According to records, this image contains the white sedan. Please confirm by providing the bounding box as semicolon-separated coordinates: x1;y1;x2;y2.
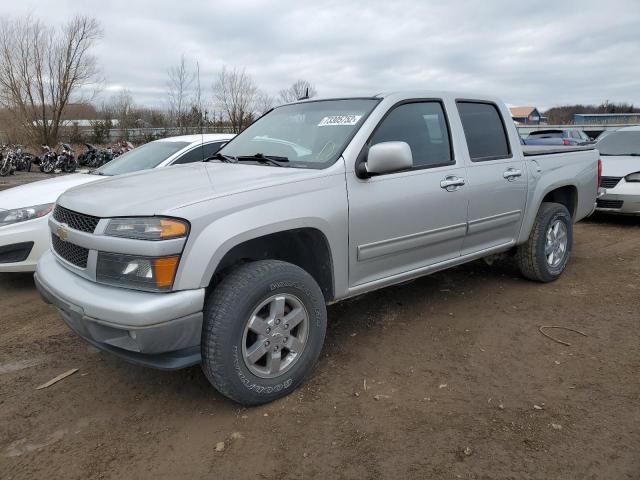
596;126;640;215
0;133;234;272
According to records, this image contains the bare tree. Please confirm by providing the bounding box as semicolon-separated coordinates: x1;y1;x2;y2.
213;66;258;133
255;91;275;115
167;53;194;133
278;79;317;104
0;15;102;145
109;89;135;129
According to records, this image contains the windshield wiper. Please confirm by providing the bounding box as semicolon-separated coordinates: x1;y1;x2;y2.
236;153;289;167
89;170;109;176
205;152;238;163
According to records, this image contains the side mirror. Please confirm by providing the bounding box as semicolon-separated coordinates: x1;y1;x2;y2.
361;141;413;177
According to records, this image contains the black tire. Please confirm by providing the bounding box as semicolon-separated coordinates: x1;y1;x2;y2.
516;202;572;282
0;161;9;177
64;158;77;173
43;161;55;174
201;260;327;405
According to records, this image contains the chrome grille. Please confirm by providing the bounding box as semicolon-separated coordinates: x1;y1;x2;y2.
53;205;100;233
600;176;622;189
51;233;89;268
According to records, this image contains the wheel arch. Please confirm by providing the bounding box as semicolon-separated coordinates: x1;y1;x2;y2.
541;185;578;218
205;226;335;302
518;183;578;244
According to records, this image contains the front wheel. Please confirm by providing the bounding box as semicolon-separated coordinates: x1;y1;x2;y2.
516;202;573;282
0;160;10;177
201;260;327;405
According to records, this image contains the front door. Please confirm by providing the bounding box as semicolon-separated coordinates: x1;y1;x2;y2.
347;100;468;287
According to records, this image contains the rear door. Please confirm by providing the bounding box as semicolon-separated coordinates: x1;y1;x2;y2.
347;100;468;287
456;101;528;255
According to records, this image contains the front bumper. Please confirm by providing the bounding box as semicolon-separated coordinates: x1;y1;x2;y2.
596;192;640;215
0;215;50;272
35;250;206;370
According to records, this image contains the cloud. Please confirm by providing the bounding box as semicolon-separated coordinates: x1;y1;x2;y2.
4;0;640;110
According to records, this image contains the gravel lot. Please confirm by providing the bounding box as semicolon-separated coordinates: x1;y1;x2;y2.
0;170;55;191
0;172;638;479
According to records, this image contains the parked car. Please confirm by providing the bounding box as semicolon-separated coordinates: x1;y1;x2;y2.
595;126;640;214
35;92;599;405
0;134;233;272
524;128;593;146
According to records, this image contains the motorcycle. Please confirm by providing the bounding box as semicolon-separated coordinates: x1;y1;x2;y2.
13;145;34;172
40;143;76;173
39;145;57;173
78;143;99;167
0;148;13;177
56;143;77;173
113;141;134;158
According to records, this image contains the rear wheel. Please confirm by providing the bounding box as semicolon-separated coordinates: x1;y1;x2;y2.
64;158;77;173
42;161;55;173
201;260;327;405
517;202;572;282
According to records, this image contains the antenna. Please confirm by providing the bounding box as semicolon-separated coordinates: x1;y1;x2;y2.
298;87;310;101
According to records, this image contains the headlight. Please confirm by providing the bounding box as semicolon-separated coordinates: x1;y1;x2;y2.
104;217;188;240
625;172;640;182
97;252;180;292
0;203;53;227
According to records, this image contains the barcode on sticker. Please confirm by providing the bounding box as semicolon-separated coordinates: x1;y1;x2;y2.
318;115;362;126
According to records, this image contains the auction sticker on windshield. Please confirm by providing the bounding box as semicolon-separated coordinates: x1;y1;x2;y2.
318;115;363;126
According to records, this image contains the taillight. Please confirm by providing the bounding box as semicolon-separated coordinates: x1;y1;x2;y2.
562;139;571;145
597;158;602;188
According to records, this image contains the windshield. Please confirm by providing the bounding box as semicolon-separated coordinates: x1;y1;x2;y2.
219;98;380;168
596;131;640;156
95;141;190;175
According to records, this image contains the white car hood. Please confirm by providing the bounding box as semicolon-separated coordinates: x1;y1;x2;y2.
0;173;104;211
601;155;640;177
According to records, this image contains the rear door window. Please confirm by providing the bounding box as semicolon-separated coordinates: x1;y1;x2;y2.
457;102;511;161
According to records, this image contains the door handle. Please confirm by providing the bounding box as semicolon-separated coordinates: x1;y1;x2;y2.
440;175;466;191
503;168;522;181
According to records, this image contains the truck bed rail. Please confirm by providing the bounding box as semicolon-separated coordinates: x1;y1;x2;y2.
522;145;596;157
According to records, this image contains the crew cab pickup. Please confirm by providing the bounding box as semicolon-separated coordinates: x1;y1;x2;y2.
35;91;600;405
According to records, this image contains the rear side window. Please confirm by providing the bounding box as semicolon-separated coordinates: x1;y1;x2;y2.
457;102;511;161
370;101;453;168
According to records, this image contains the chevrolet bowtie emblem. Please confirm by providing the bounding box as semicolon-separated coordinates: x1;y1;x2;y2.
56;226;68;241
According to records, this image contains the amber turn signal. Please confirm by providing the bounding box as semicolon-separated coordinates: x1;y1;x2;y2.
154;256;180;288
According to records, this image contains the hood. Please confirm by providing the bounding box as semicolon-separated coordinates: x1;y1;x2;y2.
57;162;320;217
0;173;102;211
600;155;640;177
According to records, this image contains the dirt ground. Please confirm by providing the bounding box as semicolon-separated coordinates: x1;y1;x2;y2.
0;212;639;479
0;170;55;191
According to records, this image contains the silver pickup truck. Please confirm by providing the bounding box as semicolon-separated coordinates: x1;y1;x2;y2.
35;91;600;405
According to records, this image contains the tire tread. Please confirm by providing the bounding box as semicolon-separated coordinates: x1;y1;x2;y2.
516;202;571;282
201;260;325;405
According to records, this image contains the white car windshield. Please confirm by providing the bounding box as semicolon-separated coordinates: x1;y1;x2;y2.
219;98;380;168
596;131;640;156
94;141;190;175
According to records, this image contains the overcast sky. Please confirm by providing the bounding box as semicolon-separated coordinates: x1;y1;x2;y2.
5;0;640;110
